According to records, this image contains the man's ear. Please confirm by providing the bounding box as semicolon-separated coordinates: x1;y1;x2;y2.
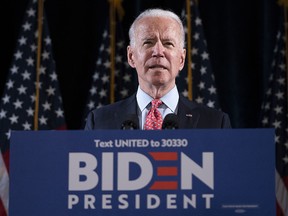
127;46;136;68
179;48;186;71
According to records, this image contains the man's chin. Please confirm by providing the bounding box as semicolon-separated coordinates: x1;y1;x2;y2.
150;79;170;87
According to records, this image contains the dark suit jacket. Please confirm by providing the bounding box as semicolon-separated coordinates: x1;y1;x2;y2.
85;94;231;129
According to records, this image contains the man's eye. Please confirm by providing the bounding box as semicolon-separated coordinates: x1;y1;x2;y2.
165;42;174;47
144;41;152;45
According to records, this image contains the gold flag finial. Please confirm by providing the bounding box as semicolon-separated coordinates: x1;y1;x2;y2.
109;0;125;20
115;0;125;20
278;0;288;8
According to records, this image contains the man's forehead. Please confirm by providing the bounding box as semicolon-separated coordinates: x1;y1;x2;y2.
136;16;179;29
135;17;180;35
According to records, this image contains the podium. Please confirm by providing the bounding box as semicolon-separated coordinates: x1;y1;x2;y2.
9;129;275;215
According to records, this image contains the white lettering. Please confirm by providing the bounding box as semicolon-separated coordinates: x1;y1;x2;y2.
202;194;214;208
68;194;79;209
118;194;129;209
135;194;140;209
114;139;149;147
94;139;113;148
102;153;113;191
67;193;214;209
69;153;99;191
167;194;177;209
102;194;112;209
181;152;214;190
84;194;95;209
118;153;153;190
147;194;160;209
183;194;196;208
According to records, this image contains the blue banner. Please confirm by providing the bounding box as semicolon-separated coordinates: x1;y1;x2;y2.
9;129;275;215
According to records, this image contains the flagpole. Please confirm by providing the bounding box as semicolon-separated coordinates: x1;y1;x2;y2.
34;0;44;130
109;0;116;104
284;7;288;109
186;0;193;100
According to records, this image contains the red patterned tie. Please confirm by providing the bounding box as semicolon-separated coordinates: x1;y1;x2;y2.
144;99;163;130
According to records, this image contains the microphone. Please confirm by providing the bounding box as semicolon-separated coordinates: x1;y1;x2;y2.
121;115;139;130
162;113;179;129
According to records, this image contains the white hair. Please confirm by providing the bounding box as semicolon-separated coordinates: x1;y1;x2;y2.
128;8;185;48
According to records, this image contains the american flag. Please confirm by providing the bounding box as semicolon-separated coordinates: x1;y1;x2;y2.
84;10;136;119
0;0;66;215
260;8;288;216
178;0;220;110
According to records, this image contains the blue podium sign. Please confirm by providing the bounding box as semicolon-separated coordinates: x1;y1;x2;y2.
9;129;275;216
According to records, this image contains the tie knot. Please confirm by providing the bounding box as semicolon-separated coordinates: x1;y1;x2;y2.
151;99;162;109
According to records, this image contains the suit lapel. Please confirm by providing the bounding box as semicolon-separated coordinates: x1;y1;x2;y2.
116;94;139;123
122;94;200;129
177;96;200;129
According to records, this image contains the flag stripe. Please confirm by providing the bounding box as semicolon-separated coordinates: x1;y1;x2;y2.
259;7;288;215
276;170;288;215
2;151;9;174
149;152;178;161
0;153;9;214
0;0;66;214
179;0;220;109
157;167;178;176
149;181;178;190
0;199;7;216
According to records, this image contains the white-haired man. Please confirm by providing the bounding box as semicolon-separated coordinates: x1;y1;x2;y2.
85;8;231;130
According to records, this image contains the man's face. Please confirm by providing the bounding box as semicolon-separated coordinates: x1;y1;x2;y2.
127;16;186;90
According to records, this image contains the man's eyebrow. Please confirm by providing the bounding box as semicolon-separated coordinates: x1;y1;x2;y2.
142;35;156;40
162;37;177;43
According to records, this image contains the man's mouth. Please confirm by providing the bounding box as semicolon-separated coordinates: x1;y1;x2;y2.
149;65;167;70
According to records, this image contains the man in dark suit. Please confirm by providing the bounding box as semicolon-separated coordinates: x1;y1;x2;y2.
85;8;231;130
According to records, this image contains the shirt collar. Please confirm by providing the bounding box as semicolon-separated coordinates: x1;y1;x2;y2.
136;86;179;112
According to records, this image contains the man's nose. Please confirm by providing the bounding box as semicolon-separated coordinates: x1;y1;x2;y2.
152;42;165;57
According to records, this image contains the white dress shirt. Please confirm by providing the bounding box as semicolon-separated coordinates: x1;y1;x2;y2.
136;86;179;129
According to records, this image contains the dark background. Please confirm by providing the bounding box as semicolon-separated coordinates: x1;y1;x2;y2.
0;0;280;129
